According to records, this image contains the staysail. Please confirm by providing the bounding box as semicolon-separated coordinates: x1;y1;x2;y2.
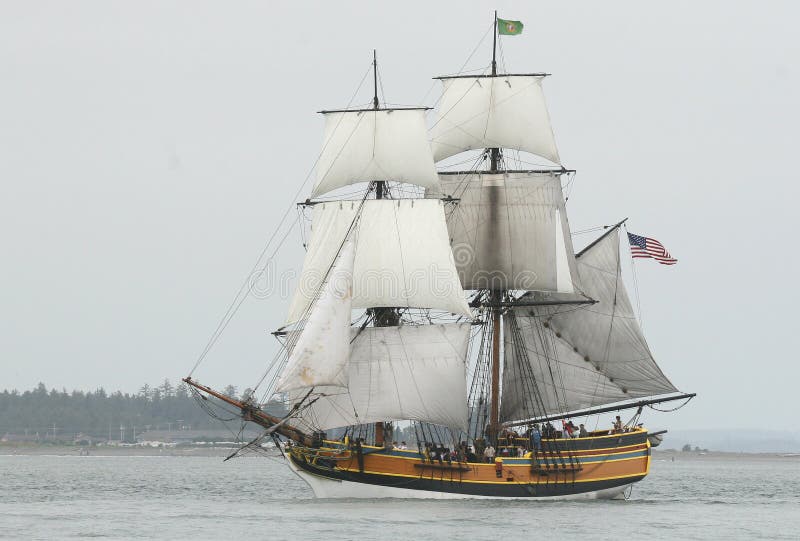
429;172;579;292
500;228;678;420
275;238;356;393
288;323;472;432
429;75;560;164
286;198;470;324
313;108;439;197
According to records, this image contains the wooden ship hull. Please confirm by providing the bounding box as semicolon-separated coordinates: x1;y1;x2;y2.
286;429;650;499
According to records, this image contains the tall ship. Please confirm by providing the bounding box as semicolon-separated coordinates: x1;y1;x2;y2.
185;13;694;500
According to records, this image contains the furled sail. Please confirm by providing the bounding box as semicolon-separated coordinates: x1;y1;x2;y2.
429;75;559;164
313;109;439;197
500;228;678;420
288;323;472;432
275;239;356;393
428;172;579;292
286;198;471;324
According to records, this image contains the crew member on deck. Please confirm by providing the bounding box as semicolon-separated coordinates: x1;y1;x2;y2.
484;444;496;463
613;415;624;433
565;420;579;438
530;424;542;451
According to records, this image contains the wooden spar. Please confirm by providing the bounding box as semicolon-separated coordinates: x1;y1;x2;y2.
489;10;500;172
367;52;395;444
491;10;497;76
502;393;697;428
489;299;501;444
182;377;316;447
318;106;429;114
481;298;597;308
371;51;388;202
433;73;551;80
575;218;628;259
486;14;502;442
372;49;379;110
439;168;574;175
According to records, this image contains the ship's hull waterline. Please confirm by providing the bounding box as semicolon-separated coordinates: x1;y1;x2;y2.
286;429;651;500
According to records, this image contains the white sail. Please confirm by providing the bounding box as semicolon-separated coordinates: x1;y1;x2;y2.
500;228;678;420
429;172;579;292
275;239;356;393
502;313;632;420
286;199;471;324
549;228;678;395
430;75;559;164
289;323;472;432
313;109;439;197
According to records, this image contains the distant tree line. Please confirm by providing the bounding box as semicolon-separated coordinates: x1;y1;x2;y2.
681;443;709;453
0;380;286;443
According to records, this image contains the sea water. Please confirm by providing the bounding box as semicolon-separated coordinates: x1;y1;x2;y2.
0;453;798;540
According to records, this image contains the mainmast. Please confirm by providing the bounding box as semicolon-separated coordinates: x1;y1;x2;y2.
488;292;502;444
486;11;502;445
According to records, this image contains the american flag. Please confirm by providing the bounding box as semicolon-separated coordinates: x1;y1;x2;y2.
627;232;677;265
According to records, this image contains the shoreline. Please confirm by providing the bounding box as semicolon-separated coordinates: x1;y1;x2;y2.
1;443;797;459
0;443;243;457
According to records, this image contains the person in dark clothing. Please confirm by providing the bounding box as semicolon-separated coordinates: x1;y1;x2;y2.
530;424;542;451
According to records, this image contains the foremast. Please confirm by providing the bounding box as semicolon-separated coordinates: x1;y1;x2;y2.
275;50;473;442
368;49;399;446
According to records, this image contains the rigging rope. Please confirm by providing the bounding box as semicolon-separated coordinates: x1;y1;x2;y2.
418;20;494;106
624;224;645;329
188;63;373;377
648;395;694;412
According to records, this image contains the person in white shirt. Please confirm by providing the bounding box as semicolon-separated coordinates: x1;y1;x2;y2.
484;444;496;463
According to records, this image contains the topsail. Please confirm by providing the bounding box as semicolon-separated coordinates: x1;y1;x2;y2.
430;75;560;164
429;172;579;293
286;199;470;324
314;108;439;197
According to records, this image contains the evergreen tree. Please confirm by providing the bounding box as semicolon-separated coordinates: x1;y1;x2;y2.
160;379;174;398
0;382;238;441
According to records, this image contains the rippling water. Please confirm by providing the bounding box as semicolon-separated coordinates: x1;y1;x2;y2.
1;452;798;540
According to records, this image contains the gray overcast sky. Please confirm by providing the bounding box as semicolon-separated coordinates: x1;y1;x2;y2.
1;1;798;431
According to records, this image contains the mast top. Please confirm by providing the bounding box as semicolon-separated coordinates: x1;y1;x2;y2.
373;49;379;110
492;10;498;76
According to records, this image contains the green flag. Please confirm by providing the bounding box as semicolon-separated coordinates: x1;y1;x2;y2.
497;18;523;36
